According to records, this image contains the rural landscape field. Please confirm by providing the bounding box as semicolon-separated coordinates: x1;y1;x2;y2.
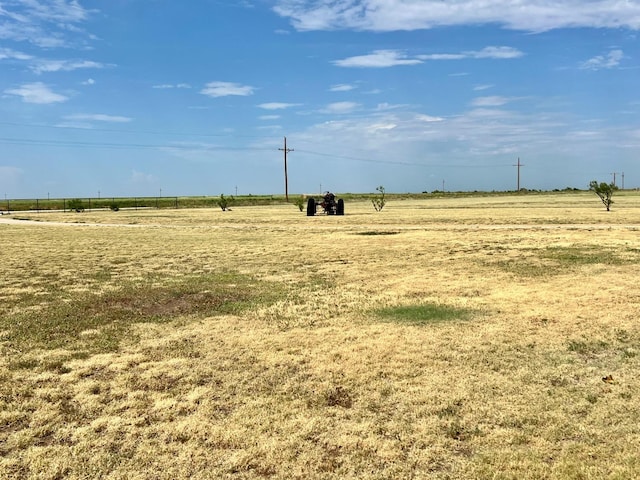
1;191;640;479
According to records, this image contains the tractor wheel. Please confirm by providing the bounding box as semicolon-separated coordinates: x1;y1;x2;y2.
336;199;344;215
306;198;316;216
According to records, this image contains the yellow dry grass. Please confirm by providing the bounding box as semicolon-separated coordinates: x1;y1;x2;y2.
2;192;640;479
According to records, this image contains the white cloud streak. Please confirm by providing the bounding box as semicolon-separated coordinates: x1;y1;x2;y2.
201;81;255;98
30;59;107;74
257;102;301;109
333;49;422;67
63;114;132;123
581;49;624;70
336;46;523;68
330;83;357;91
321;101;360;114
0;0;92;47
274;0;640;32
4;82;68;104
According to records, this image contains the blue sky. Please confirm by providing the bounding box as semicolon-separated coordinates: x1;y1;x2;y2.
1;1;639;198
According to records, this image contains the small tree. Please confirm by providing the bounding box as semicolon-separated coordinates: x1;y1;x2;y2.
217;194;234;211
589;180;618;211
67;198;85;212
372;185;386;212
293;196;305;212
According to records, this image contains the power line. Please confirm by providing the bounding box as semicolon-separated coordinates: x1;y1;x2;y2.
0;137;273;151
0;121;275;139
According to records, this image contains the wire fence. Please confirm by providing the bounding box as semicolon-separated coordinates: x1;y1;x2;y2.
1;196;179;213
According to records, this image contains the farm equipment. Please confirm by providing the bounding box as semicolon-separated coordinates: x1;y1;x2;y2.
306;192;344;216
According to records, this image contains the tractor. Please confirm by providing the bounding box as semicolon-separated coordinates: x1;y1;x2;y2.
306;192;344;216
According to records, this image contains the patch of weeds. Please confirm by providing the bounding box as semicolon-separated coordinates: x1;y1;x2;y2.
567;338;609;355
1;271;282;356
491;245;639;278
444;421;481;441
436;400;463;418
374;303;474;326
542;246;629;266
323;386;353;408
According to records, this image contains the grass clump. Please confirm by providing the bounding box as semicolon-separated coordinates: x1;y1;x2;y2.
374;303;474;325
1;271;280;357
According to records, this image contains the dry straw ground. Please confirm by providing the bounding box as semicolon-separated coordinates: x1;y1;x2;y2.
1;192;640;479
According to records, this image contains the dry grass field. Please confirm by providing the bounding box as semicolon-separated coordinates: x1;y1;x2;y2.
1;192;640;479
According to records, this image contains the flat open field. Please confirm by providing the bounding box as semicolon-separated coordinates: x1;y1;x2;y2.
2;192;640;479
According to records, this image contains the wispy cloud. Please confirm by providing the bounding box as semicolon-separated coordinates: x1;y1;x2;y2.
320;101;360;114
418;46;523;60
580;49;624;70
333;50;422;68
471;96;512;107
153;83;192;89
131;170;157;184
0;0;92;48
31;59;108;74
0;47;33;61
201;81;255;98
259;115;281;120
257;102;301;110
415;114;444;122
274;0;640;32
336;46;523;68
330;83;357;92
63;114;132;123
4;82;68;104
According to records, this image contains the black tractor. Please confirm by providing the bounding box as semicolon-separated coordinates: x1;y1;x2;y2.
306;192;344;216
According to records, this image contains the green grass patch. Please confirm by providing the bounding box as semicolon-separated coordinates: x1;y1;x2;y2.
542;246;630;265
491;245;639;278
374;303;474;325
1;271;283;359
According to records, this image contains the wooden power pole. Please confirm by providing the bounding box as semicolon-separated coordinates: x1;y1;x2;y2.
279;137;294;202
513;157;524;191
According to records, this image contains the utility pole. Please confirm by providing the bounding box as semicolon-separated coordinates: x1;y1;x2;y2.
621;172;625;190
279;136;294;202
610;172;618;186
513;157;524;191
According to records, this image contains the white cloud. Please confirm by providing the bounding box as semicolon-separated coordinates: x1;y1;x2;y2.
417;46;524;61
471;96;511;107
333;49;422;68
259;115;281;120
274;1;640;32
131;170;157;184
330;83;357;91
31;59;107;74
474;84;494;91
416;114;444;122
0;47;33;60
338;46;523;68
473;46;524;59
0;1;92;48
581;49;624;70
81;78;95;85
4;82;68;104
321;101;359;114
63;114;132;123
201;81;255;98
257;102;301;109
153;83;192;89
